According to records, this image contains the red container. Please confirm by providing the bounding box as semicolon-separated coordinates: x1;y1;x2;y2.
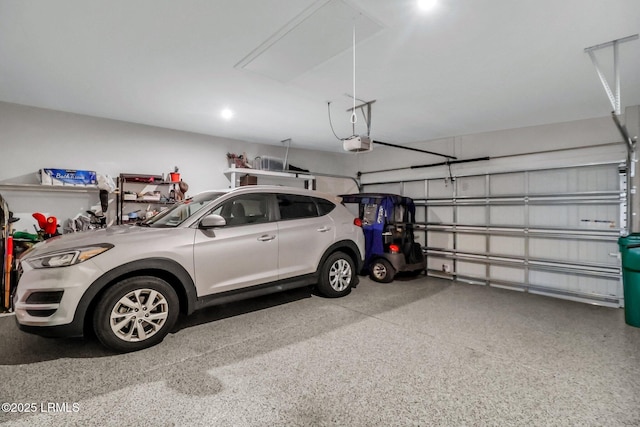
169;172;180;182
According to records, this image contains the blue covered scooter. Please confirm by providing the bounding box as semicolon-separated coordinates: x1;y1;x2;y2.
341;193;427;282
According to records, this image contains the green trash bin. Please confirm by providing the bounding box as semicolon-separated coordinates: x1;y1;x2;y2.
618;233;640;327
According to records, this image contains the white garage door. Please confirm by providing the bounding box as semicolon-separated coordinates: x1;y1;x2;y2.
363;162;625;307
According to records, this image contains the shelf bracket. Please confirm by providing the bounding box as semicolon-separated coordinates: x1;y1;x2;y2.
584;34;638;116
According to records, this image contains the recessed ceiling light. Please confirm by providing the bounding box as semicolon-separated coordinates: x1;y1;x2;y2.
417;0;438;12
221;108;234;120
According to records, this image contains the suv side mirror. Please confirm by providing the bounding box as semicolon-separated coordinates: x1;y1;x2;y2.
200;214;226;228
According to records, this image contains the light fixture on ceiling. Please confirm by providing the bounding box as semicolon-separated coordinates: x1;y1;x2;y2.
417;0;438;12
220;108;234;121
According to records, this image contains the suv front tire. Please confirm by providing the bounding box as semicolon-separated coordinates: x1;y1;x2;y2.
93;276;179;352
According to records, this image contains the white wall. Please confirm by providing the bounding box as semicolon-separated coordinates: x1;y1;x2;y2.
0;102;352;227
0;102;351;191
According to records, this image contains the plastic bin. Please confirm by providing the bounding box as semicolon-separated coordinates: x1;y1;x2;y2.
259;156;284;171
618;233;640;327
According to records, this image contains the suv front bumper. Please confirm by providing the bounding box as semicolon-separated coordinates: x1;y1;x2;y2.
13;259;103;333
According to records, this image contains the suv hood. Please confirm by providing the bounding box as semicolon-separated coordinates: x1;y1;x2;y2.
21;225;177;258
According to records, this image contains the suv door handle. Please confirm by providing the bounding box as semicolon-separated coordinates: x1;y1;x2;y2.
317;226;332;232
257;234;276;242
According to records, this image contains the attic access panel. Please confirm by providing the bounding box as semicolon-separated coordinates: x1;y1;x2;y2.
236;0;383;83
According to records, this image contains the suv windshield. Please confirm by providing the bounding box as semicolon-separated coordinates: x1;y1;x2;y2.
141;191;225;228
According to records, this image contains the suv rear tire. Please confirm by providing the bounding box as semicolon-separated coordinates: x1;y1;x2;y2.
316;251;355;298
93;276;179;352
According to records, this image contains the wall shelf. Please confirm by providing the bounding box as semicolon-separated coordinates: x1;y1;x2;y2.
0;183;99;193
223;167;315;189
120;200;174;205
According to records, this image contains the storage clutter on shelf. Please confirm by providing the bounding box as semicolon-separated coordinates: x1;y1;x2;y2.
117;173;181;224
226;152;251;168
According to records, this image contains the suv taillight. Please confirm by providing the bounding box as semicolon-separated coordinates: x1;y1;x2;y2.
354;218;362;227
389;244;400;254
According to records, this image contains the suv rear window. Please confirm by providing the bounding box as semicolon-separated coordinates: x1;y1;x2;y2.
277;194;317;220
315;198;336;216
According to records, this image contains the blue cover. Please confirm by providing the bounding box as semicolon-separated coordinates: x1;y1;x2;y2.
363;196;395;268
341;192;419;269
43;169;97;185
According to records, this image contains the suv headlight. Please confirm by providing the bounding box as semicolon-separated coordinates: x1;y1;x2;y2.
26;244;114;269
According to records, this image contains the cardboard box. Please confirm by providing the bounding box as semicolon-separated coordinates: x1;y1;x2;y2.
240;175;257;186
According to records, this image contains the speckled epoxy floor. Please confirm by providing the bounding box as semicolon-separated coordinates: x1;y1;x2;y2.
0;276;639;426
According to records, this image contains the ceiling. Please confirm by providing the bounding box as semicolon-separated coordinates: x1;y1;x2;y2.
1;0;639;152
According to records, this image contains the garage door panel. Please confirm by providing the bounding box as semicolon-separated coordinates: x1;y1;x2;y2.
490;265;525;283
529;238;619;266
428;180;454;198
529;169;574;194
456;233;486;253
530;204;619;228
529;205;572;227
364;183;402;194
576;165;620;192
457;206;485;225
427;206;453;223
529;165;619;194
490;205;525;226
402;181;425;199
427;231;453;249
456;261;486;279
490;172;525;196
490;235;525;257
427;255;453;272
457;176;486;197
576;204;619;230
529;270;621;302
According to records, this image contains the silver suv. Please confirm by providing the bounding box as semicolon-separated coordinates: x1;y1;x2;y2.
14;186;365;352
